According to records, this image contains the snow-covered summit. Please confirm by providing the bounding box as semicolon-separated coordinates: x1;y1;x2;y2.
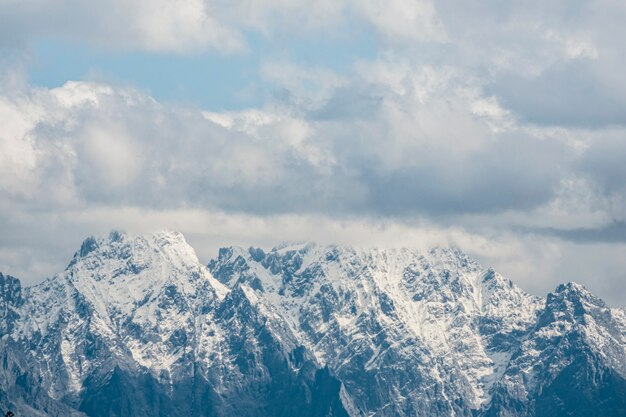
10;231;231;397
209;242;544;412
63;229;227;310
0;231;624;417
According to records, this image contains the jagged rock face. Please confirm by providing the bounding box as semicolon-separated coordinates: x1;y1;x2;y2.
484;283;626;417
1;232;349;417
1;273;86;417
0;273;22;336
0;231;625;416
209;244;545;416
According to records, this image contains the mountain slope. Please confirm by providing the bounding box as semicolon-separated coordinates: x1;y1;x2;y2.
1;232;351;417
209;244;544;416
0;231;624;416
484;283;626;417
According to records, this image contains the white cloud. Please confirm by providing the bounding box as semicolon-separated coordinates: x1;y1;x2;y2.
2;203;624;306
0;0;244;53
2;0;626;306
80;124;144;189
0;97;40;196
0;60;617;220
350;0;446;42
131;0;245;53
0;80;624;305
0;0;437;54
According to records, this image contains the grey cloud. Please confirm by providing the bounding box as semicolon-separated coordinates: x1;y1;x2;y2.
523;221;626;244
0;0;443;54
537;241;626;308
0;74;583;220
577;135;626;198
431;0;626;130
0;0;626;304
490;61;626;128
0;0;245;53
358;133;567;216
310;86;384;121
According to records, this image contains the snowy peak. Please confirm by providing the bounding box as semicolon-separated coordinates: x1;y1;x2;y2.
69;230;200;276
1;232;625;417
12;231;231;392
536;282;610;333
56;229;231;329
549;281;606;310
488;281;626;417
208;242;545;412
211;243;484;289
208;243;539;322
62;230;226;310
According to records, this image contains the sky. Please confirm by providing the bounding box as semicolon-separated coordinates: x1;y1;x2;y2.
1;0;625;306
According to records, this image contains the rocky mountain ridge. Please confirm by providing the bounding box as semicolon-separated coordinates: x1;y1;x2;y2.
0;230;624;416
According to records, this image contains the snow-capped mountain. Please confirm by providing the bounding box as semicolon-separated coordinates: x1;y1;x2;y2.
1;231;625;416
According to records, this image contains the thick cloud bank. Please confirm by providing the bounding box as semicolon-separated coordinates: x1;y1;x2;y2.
0;0;625;305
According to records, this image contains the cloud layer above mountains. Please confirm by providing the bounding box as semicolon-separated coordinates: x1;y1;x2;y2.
0;0;625;305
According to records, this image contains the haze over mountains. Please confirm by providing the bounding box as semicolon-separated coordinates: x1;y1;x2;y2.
1;230;625;416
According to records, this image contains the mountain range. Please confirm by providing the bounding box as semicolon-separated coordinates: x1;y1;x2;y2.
1;230;625;416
